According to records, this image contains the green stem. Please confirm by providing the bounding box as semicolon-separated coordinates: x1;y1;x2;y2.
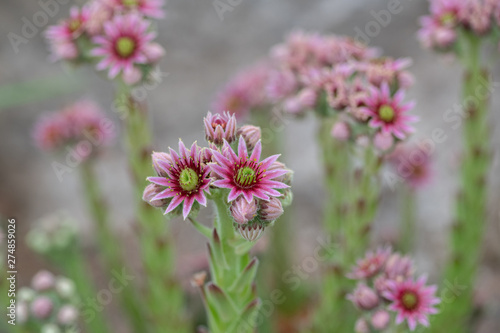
432;32;490;333
80;161;147;333
313;117;381;332
117;88;188;333
200;193;260;333
399;187;416;253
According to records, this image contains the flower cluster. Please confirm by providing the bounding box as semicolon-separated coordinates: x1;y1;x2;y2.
17;271;79;333
347;247;440;332
26;212;78;256
143;111;292;240
212;31;418;152
45;0;165;85
33;99;115;160
418;0;500;52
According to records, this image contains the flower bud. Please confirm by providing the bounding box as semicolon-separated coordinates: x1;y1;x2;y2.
356;135;370;148
16;302;28;324
204;111;237;145
259;197;284;222
32;270;55;291
374;132;394;151
144;43;165;63
237;125;261;150
331;121;350;141
230;198;258;225
31;296;54;319
348;283;379;310
57;305;79;325
152;151;172;177
123;66;142;85
268;161;293;185
354;318;369;333
385;253;414;279
41;324;61;333
237;224;265;242
55;277;76;299
143;184;170;208
371;310;390;330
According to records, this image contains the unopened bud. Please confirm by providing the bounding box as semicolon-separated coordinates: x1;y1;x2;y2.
143;183;170;208
230;198;258;225
152;151;172;177
331;121;350;141
31;296;54;319
237;224;265;242
348;283;379;310
237;125;261;150
371;310;390;330
374;132;394;151
259;197;284;222
32;270;55;291
57;305;79;325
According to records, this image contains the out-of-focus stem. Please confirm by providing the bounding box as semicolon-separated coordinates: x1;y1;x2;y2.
117;88;189;333
80;160;147;333
313;117;381;332
399;187;416;253
432;32;491;333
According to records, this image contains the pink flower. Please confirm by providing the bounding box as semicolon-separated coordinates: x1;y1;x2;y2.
204;111;237;145
147;141;211;219
361;83;417;140
91;13;159;80
45;5;90;60
102;0;165;19
347;246;392;280
212;63;272;119
357;57;414;89
33;99;114;155
384;276;440;331
210;139;289;203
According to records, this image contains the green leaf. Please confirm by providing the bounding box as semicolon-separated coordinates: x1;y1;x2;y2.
205;282;237;322
229;257;259;294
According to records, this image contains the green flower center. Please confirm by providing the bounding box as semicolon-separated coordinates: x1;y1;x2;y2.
179;168;199;192
68;19;81;32
236;166;256;187
440;12;455;26
379;105;395;122
401;291;418;310
115;37;136;58
122;0;138;6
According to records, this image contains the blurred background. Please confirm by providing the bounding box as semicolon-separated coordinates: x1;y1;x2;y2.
1;0;499;331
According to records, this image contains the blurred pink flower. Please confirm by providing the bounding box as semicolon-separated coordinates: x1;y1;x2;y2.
361;83;417;140
347;246;392;280
383;276;440;331
102;0;165;19
91;13;159;80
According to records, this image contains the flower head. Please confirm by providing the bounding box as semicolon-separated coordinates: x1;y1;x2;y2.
361;83;417;140
384;276;440;331
204;111;237;145
147;141;211;219
33;99;115;158
45;6;90;60
347;283;380;310
91;13;160;80
210;138;289;203
348;246;392;279
102;0;165;19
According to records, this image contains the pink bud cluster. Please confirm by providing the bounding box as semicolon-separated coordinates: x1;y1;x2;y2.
17;271;79;330
45;0;165;85
212;31;418;152
347;246;440;332
418;0;500;52
33;99;115;161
